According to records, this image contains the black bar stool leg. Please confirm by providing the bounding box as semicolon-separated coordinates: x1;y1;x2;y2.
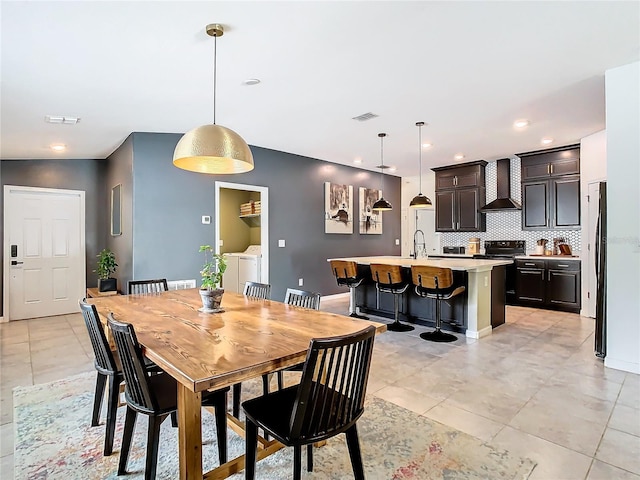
420;292;457;342
348;287;369;320
386;292;414;332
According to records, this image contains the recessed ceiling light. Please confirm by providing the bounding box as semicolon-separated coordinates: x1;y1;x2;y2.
541;137;554;145
388;166;397;172
513;119;530;128
422;143;432;149
454;153;465;161
243;78;261;86
353;157;363;164
50;144;66;152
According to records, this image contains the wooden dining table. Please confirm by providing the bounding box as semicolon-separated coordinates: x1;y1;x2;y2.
89;288;385;480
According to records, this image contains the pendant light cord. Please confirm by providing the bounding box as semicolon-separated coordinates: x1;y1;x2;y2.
379;134;384;193
213;32;217;125
418;123;423;194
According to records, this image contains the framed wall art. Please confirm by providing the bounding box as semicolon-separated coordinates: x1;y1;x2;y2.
110;183;122;236
359;187;382;234
324;182;353;234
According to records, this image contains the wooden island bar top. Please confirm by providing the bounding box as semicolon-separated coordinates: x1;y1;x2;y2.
328;256;513;338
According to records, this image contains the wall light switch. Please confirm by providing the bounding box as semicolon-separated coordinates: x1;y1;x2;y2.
219;239;223;247
395;239;400;246
202;215;211;224
278;239;286;248
298;278;303;286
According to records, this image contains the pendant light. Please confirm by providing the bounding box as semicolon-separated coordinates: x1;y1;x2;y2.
173;24;254;174
409;121;433;208
372;133;393;211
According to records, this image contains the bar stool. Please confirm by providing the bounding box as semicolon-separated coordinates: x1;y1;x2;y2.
329;260;369;320
370;263;414;332
411;265;465;343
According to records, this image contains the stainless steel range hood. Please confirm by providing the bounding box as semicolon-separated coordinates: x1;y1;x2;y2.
480;158;521;211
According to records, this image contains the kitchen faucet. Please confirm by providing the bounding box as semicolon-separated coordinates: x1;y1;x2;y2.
412;229;426;259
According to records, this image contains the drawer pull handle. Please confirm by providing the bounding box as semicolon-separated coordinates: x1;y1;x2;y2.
557;264;569;267
524;263;536;266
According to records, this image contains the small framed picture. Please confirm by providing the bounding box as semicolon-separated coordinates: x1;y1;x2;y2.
359;187;382;234
324;182;353;234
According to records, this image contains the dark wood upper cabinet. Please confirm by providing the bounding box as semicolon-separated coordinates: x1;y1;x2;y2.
522;181;549;229
519;145;580;181
432;160;486;232
435;191;455;231
553;176;580;227
518;145;580;230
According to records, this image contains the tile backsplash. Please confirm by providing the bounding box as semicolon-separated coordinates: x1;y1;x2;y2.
440;158;581;254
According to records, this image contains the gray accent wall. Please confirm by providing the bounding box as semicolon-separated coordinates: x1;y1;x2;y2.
105;135;134;293
124;132;402;301
1;132;401;316
0;158;107;316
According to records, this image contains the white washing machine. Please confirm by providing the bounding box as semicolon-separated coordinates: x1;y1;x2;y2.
223;245;262;293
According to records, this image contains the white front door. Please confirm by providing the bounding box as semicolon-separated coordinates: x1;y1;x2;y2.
4;186;86;321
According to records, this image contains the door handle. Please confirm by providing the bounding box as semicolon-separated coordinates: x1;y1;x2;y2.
11;260;24;266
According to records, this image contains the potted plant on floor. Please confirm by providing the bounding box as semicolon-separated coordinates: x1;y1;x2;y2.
95;248;118;292
199;245;227;312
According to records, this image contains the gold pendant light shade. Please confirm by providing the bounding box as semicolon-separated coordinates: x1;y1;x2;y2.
173;124;254;174
173;23;253;175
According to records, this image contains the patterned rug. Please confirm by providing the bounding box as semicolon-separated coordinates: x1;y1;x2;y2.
14;372;536;479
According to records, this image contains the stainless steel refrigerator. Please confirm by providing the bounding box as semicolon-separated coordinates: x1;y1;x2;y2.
595;182;607;358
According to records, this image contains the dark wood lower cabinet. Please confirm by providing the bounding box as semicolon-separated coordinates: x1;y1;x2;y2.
357;268;469;333
516;259;581;312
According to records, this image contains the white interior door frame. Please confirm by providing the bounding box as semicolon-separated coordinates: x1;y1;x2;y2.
583;181;602;318
3;185;86;322
214;181;269;284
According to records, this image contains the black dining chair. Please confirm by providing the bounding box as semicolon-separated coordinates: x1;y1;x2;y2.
242;326;376;480
78;299;161;456
107;314;229;480
275;288;322;390
127;279;168;295
78;299;125;456
284;287;321;309
232;281;273;418
242;281;271;299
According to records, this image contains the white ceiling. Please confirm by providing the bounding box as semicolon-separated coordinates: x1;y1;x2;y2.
1;1;639;176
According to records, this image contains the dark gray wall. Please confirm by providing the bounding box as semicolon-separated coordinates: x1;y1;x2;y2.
0;159;107;316
1;133;401;317
105;135;134;293
128;132;402;301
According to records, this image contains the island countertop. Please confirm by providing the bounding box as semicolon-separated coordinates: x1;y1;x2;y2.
327;255;513;271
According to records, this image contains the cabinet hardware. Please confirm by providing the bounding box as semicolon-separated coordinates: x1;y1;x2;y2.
557;264;569;267
550;164;554;175
524;263;536;266
547;164;551;175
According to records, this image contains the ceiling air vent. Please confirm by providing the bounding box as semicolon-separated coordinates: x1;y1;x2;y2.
45;115;81;125
352;112;378;122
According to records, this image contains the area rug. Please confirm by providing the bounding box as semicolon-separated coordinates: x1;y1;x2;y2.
14;372;536;479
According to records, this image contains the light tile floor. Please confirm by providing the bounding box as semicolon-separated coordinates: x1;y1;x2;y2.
1;298;638;479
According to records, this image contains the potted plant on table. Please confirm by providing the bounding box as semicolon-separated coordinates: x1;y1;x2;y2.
95;248;118;292
199;245;227;312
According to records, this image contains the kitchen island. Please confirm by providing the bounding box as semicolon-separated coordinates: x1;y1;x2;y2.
328;256;513;338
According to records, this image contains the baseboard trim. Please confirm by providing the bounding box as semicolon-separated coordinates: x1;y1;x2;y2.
604;357;640;374
321;292;350;301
